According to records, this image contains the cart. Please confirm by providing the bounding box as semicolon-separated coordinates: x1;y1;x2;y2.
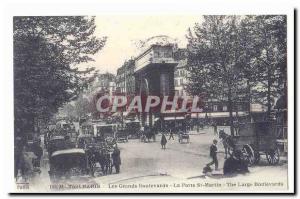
229;121;280;166
178;132;190;143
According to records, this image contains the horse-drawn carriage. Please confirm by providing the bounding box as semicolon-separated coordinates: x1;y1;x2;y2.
124;120;140;139
116;128;129;142
219;121;280;166
178;131;190;143
95;124;117;142
48;148;91;183
47;135;69;157
77;132;115;176
139;127;156;143
85;142;114;176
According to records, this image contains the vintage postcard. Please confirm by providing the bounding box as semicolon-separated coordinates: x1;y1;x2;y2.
10;9;294;193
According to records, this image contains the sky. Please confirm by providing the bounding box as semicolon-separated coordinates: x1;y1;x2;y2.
86;15;203;74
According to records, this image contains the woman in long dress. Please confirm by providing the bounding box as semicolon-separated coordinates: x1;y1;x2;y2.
161;134;167;149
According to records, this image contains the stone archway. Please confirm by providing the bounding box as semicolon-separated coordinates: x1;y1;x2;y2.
140;77;149;96
138;77;152;127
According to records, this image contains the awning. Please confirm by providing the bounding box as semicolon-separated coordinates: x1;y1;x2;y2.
124;120;139;123
190;112;248;118
190;113;207;119
164;116;185;121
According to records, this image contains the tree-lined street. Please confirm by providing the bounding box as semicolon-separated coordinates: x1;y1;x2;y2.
25;127;287;192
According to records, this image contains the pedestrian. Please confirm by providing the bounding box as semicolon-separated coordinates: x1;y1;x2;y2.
161;133;167;149
20;145;37;182
31;141;43;168
168;129;174;140
207;139;219;170
112;145;121;174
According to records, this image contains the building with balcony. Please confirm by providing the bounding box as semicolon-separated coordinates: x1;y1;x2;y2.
90;72;116;95
115;59;135;95
173;48;188;96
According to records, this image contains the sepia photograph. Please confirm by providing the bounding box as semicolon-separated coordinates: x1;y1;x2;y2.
6;3;295;194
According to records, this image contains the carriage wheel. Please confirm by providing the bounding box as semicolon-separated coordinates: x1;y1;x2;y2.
266;148;280;165
228;147;234;156
242;145;255;166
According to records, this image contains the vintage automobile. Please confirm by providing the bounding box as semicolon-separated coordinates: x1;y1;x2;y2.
55;121;76;136
80;122;95;136
48;148;91;182
47;136;67;157
124;120;140;139
95;124;117;142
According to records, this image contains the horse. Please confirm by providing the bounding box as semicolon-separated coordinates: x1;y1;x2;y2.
218;130;235;159
140;129;156;142
145;131;156;142
93;149;112;175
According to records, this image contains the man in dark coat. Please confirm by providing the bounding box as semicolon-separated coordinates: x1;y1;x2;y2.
112;145;121;173
207;139;218;170
31;141;43;168
161;134;167;149
168;129;174;140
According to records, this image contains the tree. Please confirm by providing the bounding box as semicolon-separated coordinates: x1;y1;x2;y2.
250;15;287;118
186;15;287;133
14;16;106;137
59;103;77;120
235;16;262;120
74;95;93;119
186;16;249;135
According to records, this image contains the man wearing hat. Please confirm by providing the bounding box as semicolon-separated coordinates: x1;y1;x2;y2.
207;139;219;170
